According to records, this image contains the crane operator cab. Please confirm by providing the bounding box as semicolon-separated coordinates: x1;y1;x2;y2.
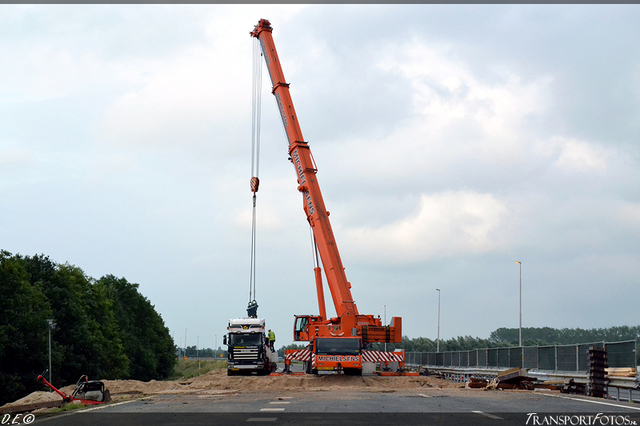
294;315;324;341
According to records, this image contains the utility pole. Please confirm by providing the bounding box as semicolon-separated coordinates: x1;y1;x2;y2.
436;289;441;353
516;261;522;347
185;328;188;359
46;319;56;389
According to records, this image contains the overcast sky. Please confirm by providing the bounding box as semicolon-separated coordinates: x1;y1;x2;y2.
2;5;639;350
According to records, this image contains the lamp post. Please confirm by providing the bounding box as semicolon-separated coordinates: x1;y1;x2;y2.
47;319;56;389
516;261;522;347
436;289;441;353
184;328;188;359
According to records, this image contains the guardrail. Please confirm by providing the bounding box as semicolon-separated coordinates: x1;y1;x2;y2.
405;340;638;371
405;340;640;402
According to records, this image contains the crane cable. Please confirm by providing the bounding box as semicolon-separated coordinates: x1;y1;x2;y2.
247;37;263;318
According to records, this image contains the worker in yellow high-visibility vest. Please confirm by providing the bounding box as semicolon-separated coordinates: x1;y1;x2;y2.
268;329;275;351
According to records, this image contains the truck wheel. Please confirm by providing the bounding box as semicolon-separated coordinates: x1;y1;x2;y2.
227;369;235;376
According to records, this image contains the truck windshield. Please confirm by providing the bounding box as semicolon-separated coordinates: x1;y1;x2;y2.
316;338;360;356
229;333;262;346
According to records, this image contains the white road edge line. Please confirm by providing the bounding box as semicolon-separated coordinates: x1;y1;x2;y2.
417;393;431;398
260;408;286;412
79;399;141;413
541;392;640;411
472;410;504;420
34;399;139;422
269;401;290;404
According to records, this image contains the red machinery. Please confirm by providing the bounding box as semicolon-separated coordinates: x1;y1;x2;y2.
37;372;111;405
250;19;404;375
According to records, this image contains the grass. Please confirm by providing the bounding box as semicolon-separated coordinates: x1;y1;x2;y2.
35;401;91;418
169;359;227;380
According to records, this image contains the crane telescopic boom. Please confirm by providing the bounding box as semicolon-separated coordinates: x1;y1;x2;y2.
251;19;358;319
250;19;402;375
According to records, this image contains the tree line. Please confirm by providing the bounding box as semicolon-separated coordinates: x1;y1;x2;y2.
489;326;640;347
182;346;226;359
369;326;640;353
261;327;640;356
0;250;176;406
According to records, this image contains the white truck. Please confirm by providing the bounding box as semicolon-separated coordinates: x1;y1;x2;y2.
223;318;278;376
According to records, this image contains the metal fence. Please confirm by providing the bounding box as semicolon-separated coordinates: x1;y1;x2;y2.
405;340;638;372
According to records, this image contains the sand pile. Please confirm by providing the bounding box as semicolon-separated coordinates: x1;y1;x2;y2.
3;369;458;409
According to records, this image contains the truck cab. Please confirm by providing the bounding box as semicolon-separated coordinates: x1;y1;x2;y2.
224;318;278;376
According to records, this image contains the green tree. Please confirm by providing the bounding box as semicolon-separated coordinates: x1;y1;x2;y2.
98;275;176;380
0;251;177;405
0;251;52;405
22;256;128;385
277;343;307;358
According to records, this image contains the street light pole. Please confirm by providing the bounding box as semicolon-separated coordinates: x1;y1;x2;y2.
47;319;55;389
516;261;522;347
436;289;441;353
184;328;188;359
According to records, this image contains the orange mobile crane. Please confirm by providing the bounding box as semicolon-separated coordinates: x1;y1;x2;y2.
251;19;405;375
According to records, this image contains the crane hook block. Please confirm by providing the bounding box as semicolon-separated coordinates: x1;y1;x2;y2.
247;300;259;318
250;177;260;193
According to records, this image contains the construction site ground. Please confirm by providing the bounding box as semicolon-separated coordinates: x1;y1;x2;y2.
6;368;640;425
5;369;469;411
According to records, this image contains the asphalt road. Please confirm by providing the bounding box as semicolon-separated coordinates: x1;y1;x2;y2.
36;387;640;426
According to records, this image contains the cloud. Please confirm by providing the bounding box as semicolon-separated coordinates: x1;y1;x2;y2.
345;191;509;264
97;5;310;151
553;137;609;173
317;38;557;202
0;148;32;167
377;39;553;151
619;202;640;230
2;5;639;346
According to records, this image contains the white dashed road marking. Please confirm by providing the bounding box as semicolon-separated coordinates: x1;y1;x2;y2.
472;410;504;420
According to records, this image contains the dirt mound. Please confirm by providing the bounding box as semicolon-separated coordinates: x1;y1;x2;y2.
3;369;457;409
6;391;62;407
